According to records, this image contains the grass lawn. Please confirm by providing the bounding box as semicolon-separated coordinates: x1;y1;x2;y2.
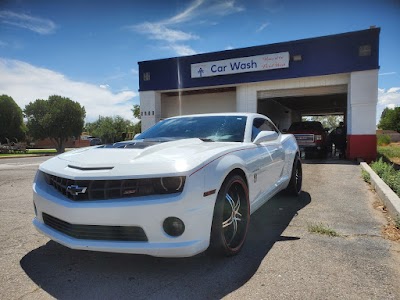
378;143;400;164
0;149;58;157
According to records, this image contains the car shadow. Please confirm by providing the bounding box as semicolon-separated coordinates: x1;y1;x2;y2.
20;192;311;300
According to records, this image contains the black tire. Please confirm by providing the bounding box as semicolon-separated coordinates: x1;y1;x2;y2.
286;157;302;196
209;174;250;256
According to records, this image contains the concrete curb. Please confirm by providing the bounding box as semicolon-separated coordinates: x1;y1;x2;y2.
361;162;400;220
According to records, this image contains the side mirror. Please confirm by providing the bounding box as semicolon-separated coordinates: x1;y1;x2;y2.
253;131;279;144
134;133;141;139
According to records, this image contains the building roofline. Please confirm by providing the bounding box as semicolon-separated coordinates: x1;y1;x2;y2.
138;27;380;65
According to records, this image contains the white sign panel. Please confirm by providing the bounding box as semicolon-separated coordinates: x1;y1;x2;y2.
191;52;289;78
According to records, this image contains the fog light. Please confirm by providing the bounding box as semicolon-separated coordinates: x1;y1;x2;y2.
163;217;185;237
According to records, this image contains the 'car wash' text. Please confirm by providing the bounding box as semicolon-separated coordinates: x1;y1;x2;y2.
211;60;257;73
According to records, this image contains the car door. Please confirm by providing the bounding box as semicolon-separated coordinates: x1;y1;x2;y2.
251;118;285;194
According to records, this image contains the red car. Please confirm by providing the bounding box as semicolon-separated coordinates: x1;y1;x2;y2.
287;121;328;157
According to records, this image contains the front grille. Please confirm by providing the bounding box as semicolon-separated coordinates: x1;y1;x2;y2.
42;213;148;242
42;172;184;201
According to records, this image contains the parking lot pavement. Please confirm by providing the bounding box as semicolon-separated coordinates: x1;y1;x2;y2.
0;157;399;300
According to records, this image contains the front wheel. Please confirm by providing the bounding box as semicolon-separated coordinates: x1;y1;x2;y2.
209;174;250;256
286;158;302;196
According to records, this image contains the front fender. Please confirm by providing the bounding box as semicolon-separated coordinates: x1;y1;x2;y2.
202;154;250;200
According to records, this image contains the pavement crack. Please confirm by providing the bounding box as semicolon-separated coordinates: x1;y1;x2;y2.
341;233;383;239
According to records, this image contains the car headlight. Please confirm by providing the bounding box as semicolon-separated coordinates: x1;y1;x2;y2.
315;135;322;141
160;177;184;192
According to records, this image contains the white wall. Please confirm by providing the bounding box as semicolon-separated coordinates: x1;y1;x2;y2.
140;71;378;136
139;91;161;131
347;70;378;135
257;99;293;130
160;91;236;119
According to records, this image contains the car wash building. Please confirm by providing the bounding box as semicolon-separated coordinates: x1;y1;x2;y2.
138;28;380;161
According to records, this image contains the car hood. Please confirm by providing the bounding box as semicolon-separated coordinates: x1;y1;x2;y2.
39;138;245;179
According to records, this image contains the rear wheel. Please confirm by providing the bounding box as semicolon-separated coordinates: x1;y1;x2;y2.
286;158;302;196
209;174;250;256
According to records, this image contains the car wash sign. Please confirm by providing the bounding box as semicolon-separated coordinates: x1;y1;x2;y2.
191;52;289;78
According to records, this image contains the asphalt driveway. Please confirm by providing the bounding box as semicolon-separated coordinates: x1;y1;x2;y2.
0;157;399;299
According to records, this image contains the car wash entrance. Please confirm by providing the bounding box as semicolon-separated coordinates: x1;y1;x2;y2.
138;28;380;162
257;85;348;158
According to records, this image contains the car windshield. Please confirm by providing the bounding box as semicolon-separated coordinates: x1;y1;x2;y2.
136;116;247;142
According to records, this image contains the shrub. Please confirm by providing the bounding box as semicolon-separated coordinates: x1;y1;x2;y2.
378;144;400;159
377;134;391;146
361;170;370;183
370;158;400;197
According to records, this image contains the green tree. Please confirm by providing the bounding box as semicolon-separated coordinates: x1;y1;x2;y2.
378;107;400;132
86;116;133;143
132;104;141;120
302;115;343;130
24;95;86;153
0;94;26;143
132;104;142;135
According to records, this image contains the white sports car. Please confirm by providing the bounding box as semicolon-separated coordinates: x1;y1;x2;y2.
32;113;302;257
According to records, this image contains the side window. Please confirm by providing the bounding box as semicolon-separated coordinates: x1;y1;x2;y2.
252;118;279;141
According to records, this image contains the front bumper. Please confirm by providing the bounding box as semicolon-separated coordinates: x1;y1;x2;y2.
32;170;216;258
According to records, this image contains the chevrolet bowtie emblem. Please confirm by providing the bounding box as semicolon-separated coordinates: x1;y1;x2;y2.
66;185;87;196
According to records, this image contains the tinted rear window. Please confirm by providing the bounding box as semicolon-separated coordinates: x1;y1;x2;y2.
289;122;324;131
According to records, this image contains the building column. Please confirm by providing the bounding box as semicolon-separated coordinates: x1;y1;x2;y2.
236;85;257;113
139;91;161;131
347;70;378;162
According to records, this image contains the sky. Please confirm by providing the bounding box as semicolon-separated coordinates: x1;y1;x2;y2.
0;0;399;123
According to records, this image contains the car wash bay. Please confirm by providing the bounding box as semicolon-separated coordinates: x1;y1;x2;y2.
139;28;380;161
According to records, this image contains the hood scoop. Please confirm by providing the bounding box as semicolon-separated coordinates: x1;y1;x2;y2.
67;165;114;171
102;141;162;149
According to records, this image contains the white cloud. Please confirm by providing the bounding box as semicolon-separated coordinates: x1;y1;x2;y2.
162;0;243;24
166;44;197;56
165;0;205;25
377;87;400;123
132;22;198;42
99;84;110;89
379;72;397;76
0;58;137;122
387;87;400;93
256;22;269;32
0;10;56;35
128;0;244;56
209;0;245;16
